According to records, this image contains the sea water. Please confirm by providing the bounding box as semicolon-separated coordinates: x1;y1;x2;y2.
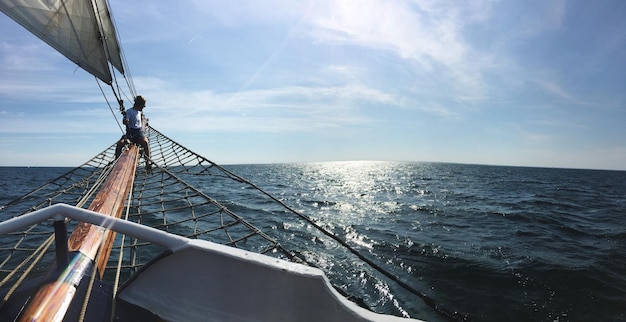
1;162;625;321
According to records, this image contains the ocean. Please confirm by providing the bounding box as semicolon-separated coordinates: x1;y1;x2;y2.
1;162;625;321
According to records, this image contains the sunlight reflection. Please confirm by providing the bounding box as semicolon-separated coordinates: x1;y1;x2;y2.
300;161;406;251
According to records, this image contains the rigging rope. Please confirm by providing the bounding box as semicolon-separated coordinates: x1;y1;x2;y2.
106;0;136;98
110;180;134;320
92;0;137;136
97;77;125;134
0;235;55;308
78;258;98;322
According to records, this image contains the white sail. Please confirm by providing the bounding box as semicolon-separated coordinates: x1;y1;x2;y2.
0;0;124;84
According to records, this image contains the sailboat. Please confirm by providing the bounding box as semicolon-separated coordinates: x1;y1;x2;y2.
0;1;462;321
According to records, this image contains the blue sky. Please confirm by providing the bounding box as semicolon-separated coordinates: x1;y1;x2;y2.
1;0;625;170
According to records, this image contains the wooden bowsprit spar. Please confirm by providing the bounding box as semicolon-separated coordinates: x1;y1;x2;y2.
18;146;140;322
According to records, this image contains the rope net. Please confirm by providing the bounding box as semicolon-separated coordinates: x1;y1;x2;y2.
0;126;300;315
0;126;460;321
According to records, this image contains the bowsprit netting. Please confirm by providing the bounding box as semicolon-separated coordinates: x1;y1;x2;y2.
0;126;465;321
0;126;300;304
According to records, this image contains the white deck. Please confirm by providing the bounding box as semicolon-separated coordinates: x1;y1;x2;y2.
118;239;420;322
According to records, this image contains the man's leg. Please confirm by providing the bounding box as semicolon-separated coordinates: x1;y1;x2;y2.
140;138;150;160
141;138;152;173
115;136;127;159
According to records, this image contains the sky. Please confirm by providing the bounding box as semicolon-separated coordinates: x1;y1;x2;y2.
1;0;625;170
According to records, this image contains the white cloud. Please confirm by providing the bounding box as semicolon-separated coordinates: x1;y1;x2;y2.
534;79;597;107
308;0;463;66
0;42;59;72
141;82;399;134
305;0;493;106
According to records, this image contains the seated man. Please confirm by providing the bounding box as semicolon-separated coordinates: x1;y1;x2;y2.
115;95;151;172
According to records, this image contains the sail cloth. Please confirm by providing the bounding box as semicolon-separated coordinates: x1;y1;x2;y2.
0;0;124;84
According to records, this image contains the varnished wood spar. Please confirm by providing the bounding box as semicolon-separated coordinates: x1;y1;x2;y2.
18;145;139;322
68;144;139;278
